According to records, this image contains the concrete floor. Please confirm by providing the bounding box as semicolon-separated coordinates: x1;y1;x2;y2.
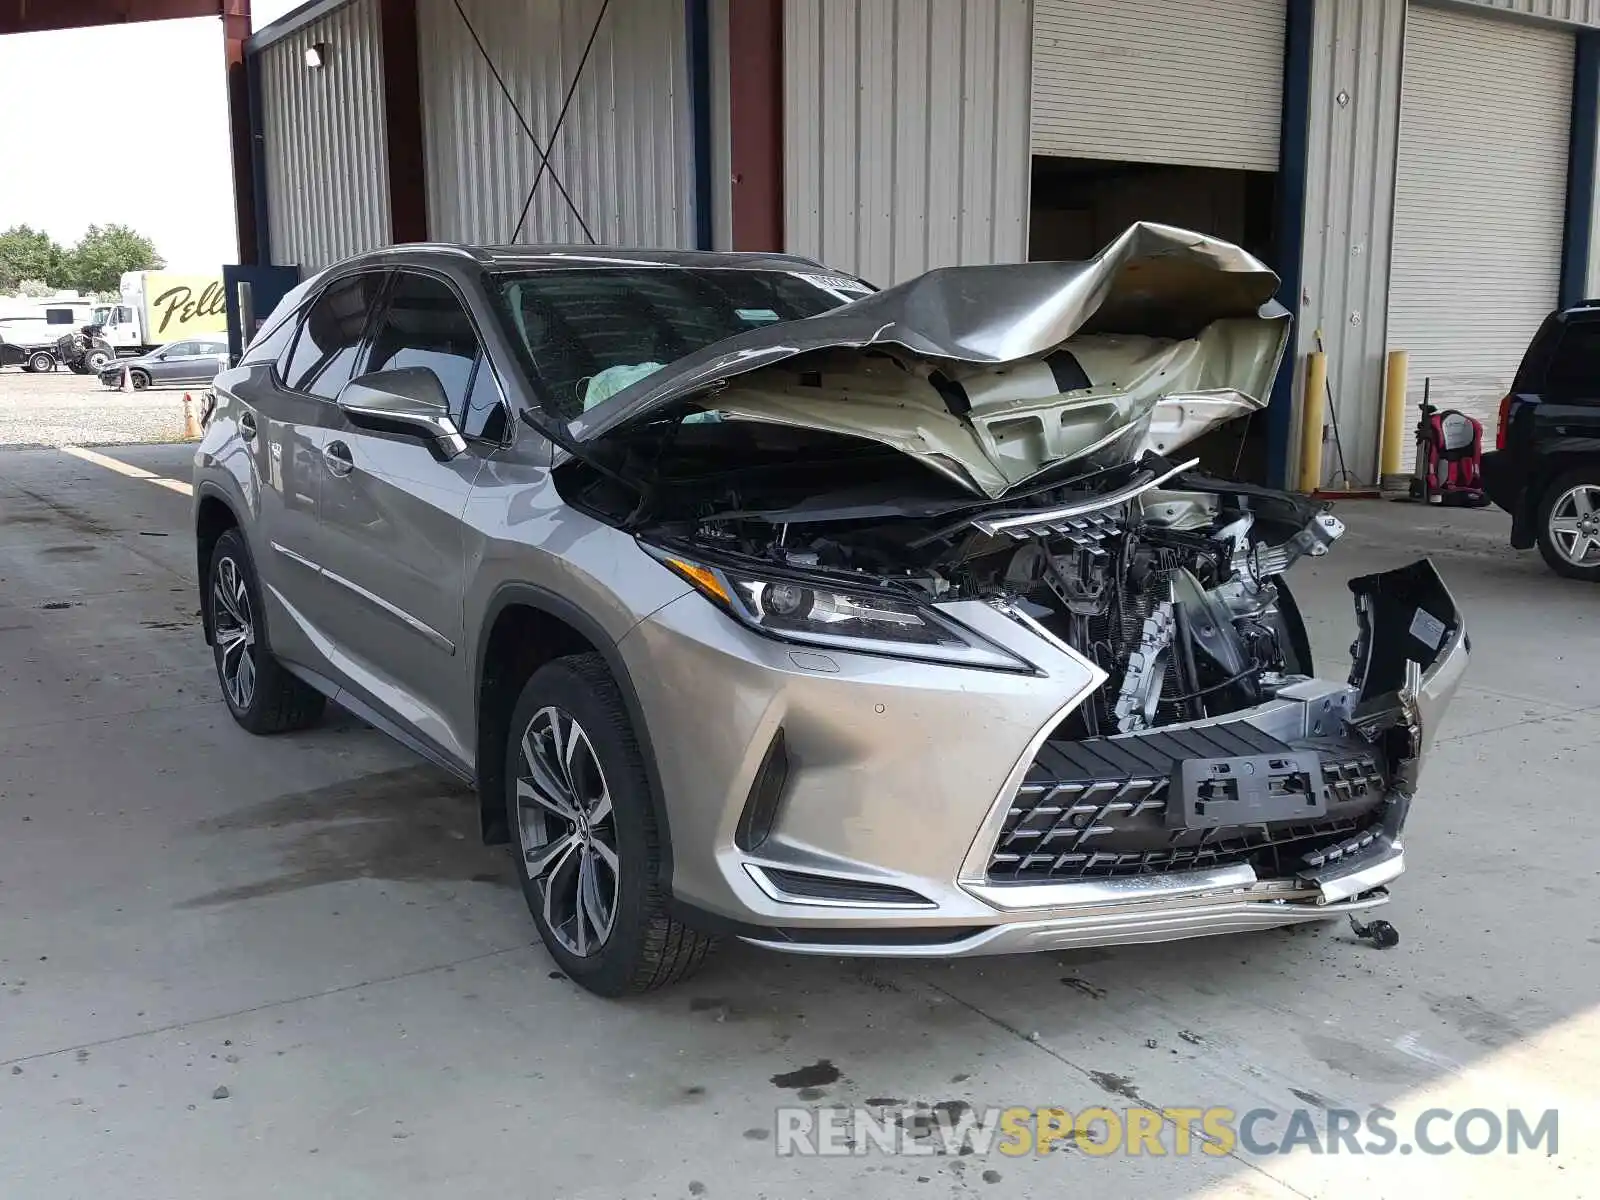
1;443;1595;1199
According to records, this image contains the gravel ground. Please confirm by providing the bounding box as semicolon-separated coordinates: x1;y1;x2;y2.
0;367;201;447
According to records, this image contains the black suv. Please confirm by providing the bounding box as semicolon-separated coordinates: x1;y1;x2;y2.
1482;303;1600;580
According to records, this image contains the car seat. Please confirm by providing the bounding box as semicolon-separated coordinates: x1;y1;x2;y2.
1411;409;1490;507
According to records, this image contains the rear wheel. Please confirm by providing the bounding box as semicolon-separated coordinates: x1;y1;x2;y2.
1537;469;1600;581
505;654;713;995
27;351;54;373
208;529;325;733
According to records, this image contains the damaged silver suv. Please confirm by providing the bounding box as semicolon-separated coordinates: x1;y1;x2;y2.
193;225;1466;995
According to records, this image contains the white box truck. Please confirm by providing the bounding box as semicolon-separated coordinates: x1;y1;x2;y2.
57;271;227;374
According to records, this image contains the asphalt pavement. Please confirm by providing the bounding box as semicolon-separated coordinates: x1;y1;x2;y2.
0;442;1595;1199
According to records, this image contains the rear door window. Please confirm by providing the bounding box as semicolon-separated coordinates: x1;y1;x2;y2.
1542;320;1600;402
282;271;388;400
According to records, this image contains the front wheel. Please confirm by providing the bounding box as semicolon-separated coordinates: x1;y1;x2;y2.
1536;470;1600;581
129;369;150;391
208;529;325;733
84;348;113;373
506;654;714;995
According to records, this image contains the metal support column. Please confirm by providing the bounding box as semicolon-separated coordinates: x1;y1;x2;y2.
1561;30;1600;309
726;0;782;251
224;0;259;264
1267;0;1314;488
379;0;428;243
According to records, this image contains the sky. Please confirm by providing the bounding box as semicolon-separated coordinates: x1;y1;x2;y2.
0;1;301;274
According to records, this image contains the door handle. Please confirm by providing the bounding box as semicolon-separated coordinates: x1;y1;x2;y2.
239;411;257;441
323;440;355;477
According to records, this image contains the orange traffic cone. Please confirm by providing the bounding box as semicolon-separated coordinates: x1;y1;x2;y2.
120;362;131;392
182;393;201;440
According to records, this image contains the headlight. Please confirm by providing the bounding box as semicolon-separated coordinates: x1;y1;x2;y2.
646;546;1032;672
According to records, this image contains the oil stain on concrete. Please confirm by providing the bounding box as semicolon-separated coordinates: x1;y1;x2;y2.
178;765;505;906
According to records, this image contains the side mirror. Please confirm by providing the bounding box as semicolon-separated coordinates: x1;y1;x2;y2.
337;367;466;460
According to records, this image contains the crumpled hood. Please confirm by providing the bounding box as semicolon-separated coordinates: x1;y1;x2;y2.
569;222;1291;497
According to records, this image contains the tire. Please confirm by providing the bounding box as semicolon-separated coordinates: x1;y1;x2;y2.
129;369;150;391
27;351;55;373
1535;468;1600;582
84;348;113;373
208;528;325;734
505;653;714;995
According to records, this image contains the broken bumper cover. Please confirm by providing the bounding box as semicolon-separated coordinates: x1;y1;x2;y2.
742;843;1403;958
623;556;1463;958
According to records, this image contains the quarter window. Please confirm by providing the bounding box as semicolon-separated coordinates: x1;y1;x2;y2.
365;272;480;416
1544;321;1600;401
463;358;510;442
283;272;386;400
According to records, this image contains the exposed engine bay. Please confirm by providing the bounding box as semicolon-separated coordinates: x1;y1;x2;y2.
564;413;1342;738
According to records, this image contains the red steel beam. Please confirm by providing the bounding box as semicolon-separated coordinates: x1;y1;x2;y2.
0;0;220;34
726;0;783;252
378;0;427;242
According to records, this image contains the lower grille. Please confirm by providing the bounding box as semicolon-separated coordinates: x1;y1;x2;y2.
987;720;1388;883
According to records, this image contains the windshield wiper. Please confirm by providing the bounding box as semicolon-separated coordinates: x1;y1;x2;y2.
518;406;644;497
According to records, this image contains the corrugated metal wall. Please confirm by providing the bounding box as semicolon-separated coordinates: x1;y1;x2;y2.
783;0;1032;286
256;0;392;270
1031;0;1285;172
1295;0;1406;487
416;0;694;248
1295;0;1600;485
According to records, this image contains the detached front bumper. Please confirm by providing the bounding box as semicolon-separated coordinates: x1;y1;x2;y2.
620;557;1466;958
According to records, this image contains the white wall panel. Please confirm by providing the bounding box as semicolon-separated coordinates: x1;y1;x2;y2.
417;0;694;248
783;0;1032;285
256;0;391;270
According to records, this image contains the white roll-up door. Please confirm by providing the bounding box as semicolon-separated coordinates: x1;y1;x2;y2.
1030;0;1285;171
1389;6;1572;465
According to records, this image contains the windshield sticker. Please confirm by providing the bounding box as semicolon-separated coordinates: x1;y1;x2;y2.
791;271;874;301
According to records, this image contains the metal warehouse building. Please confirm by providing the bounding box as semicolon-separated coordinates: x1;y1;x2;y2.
243;0;1600;487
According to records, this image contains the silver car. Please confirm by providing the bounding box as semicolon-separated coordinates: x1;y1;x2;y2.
101;337;230;390
193;226;1467;996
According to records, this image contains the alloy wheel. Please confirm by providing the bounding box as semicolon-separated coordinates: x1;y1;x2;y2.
212;556;257;711
516;706;619;957
1548;484;1600;567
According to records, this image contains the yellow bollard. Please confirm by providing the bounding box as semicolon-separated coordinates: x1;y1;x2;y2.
1299;351;1327;494
1379;349;1409;488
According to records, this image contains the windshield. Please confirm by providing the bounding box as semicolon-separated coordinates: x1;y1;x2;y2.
91;306;112;327
494;267;863;418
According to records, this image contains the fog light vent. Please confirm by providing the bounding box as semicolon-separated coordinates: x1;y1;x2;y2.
761;868;934;908
735;729;789;851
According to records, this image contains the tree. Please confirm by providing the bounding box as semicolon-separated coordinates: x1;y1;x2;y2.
0;225;65;292
61;224;164;294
